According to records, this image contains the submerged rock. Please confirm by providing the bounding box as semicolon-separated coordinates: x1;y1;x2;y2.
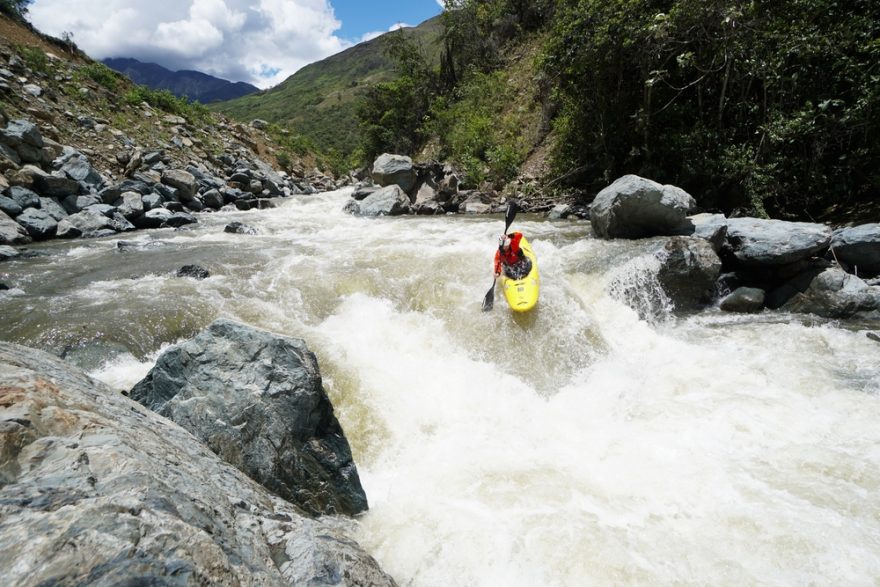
129;319;369;517
719;287;766;313
176;264;210;279
0;341;395;587
224;221;258;235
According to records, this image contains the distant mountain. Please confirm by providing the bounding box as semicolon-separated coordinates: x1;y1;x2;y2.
210;15;444;155
102;58;259;103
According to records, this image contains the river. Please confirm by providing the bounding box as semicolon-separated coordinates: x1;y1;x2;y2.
1;188;879;586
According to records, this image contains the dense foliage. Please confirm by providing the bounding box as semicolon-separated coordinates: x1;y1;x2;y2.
356;0;878;219
0;0;31;19
543;0;879;217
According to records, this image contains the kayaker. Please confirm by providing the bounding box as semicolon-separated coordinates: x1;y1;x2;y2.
495;231;532;280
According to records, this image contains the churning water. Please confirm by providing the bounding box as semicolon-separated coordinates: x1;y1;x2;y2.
2;189;879;586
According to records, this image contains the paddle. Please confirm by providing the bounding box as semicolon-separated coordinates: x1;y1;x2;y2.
481;201;518;311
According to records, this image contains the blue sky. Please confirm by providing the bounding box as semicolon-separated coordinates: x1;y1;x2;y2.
27;0;446;89
333;0;443;43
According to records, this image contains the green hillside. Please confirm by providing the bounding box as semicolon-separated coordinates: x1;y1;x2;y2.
210;16;443;157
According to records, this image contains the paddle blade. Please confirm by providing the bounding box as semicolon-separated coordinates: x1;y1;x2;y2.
481;281;495;311
504;201;518;232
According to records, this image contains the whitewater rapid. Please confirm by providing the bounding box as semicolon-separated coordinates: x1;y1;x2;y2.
2;189;878;586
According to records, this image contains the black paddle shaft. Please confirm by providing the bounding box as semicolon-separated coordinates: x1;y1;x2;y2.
481;202;518;311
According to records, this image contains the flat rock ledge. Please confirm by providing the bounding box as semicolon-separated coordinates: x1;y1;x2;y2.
0;341;396;587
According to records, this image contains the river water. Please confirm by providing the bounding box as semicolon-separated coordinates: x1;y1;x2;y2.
2;189;879;586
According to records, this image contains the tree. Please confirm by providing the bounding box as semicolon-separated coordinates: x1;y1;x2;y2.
0;0;32;18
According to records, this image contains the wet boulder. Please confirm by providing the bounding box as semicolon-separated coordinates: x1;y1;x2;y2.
346;184;413;217
0;244;20;261
176;264;210;279
719;287;766;313
590;175;696;239
130;319;369;517
830;223;880;276
352;184;379;201
767;263;880;318
132;207;172;229
161;211;197;228
655;236;722;310
723;218;831;266
0;341;395;587
200;188;224;209
224;221;258;235
371;153;417;193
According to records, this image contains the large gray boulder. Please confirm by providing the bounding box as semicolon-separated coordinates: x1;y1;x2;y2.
590;175;696;239
767;264;880;318
15;207;57;239
371;153;417;193
0;194;22;216
161;169;198;202
115;191;145;220
0;341;395;587
6;185;40;210
0;119;43;151
32;169;81;198
38;196;68;221
724;218;831;266
684;213;728;252
56;210;117;239
655;236;722;310
129;319;368;517
60;152;103;187
345;185;413;217
0;209;31;244
133;207;173;229
830;223;880;276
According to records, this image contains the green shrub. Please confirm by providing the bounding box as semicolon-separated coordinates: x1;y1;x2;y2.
75;63;121;91
17;45;48;73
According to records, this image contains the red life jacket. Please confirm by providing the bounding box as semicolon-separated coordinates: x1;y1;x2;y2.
494;232;524;275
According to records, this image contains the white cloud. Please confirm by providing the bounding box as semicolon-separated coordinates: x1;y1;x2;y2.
358;21;414;44
27;0;352;89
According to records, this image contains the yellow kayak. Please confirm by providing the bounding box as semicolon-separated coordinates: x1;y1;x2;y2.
501;235;539;312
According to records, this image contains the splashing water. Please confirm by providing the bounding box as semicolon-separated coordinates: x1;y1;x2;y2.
2;189;878;586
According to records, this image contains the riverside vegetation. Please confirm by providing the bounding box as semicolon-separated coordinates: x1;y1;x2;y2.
217;0;878;222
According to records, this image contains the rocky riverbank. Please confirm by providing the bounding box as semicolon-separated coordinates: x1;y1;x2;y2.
0;320;396;586
0;22;342;249
588;175;880;320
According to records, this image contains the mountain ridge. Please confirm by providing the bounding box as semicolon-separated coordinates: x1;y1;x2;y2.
102;57;259;103
210;15;444;156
